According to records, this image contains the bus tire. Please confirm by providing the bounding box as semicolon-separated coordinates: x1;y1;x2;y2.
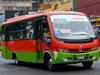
14;56;18;65
47;59;55;71
14;56;23;65
82;61;93;68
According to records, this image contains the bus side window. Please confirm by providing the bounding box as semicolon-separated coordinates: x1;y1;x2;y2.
26;19;34;40
18;21;25;30
27;30;30;39
42;20;51;42
15;31;24;40
13;21;25;40
1;26;5;41
9;23;15;40
15;21;25;31
10;33;13;40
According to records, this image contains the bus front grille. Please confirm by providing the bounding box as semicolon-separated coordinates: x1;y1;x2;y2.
69;48;90;52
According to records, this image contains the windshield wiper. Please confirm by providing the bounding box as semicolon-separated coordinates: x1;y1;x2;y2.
69;32;94;39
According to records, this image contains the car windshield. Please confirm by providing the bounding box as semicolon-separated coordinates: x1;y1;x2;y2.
50;15;95;40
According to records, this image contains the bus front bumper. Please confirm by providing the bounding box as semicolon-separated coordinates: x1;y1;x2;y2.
52;50;99;64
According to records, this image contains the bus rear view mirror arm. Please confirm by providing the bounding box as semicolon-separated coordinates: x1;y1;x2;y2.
42;39;51;46
47;40;51;47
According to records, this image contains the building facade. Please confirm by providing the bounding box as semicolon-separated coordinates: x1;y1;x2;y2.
76;0;100;17
40;0;76;12
0;0;40;20
0;0;40;13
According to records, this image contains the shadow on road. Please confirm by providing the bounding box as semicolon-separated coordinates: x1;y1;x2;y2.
6;62;93;72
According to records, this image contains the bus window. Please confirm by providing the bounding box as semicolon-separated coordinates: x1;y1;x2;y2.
10;23;15;32
26;19;34;40
1;26;5;41
15;21;25;31
43;27;51;41
20;21;25;30
19;31;24;40
14;31;24;40
10;33;14;40
9;23;15;40
42;20;51;44
15;32;20;40
27;30;30;39
5;26;10;41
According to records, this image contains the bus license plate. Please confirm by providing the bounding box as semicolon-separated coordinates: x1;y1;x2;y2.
78;56;85;60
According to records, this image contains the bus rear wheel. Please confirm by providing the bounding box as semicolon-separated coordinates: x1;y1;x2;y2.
82;61;93;68
14;56;23;65
14;57;18;65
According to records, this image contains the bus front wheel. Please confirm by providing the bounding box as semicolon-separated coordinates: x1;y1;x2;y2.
82;61;93;68
47;59;55;71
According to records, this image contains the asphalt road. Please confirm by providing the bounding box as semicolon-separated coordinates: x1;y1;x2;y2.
0;51;100;75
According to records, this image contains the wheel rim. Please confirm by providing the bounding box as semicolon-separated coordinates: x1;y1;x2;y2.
48;59;53;70
15;57;18;65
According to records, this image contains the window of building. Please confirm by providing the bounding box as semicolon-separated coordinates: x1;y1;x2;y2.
98;21;100;25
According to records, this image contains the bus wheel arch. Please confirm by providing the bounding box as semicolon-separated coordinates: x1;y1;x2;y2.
12;52;17;59
43;52;52;64
43;52;55;71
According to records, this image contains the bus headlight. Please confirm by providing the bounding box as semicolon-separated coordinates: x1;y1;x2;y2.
59;48;63;52
92;46;98;50
64;49;68;52
64;49;67;52
94;47;98;50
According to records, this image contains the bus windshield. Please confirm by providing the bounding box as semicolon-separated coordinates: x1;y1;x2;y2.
50;15;95;40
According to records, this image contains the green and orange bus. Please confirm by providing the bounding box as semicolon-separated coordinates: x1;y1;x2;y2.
1;11;99;70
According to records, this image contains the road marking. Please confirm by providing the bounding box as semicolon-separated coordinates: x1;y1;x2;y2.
0;59;6;61
0;67;27;72
0;68;7;71
7;67;27;71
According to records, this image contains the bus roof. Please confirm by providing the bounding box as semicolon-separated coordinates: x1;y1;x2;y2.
2;11;85;25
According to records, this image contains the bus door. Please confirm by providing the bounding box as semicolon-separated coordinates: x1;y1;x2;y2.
36;17;51;62
37;22;43;61
5;26;10;58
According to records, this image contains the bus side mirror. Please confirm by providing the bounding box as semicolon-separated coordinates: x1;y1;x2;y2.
94;27;99;38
